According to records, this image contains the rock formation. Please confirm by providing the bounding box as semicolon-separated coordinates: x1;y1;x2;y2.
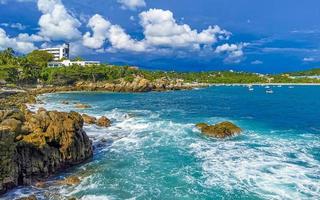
196;121;242;138
0;109;93;194
97;116;111;127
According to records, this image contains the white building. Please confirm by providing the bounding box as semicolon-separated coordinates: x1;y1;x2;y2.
40;43;70;61
47;60;100;67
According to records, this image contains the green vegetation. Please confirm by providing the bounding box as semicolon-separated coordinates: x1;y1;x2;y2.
1;47;320;86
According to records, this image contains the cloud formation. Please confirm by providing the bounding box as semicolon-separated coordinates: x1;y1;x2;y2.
83;8;240;59
37;0;82;41
117;0;146;10
0;1;246;63
0;28;37;53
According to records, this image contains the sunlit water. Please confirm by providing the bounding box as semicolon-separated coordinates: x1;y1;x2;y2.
3;86;320;200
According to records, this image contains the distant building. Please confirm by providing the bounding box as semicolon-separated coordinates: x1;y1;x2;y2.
40;43;70;61
48;60;100;67
41;43;100;67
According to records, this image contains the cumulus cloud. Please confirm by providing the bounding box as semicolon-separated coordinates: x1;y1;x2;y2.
83;14;146;52
83;9;235;56
139;9;230;49
117;0;146;10
37;0;82;41
215;43;247;63
0;28;37;53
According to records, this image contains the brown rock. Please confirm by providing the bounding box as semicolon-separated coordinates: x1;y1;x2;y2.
57;176;81;186
97;116;111;127
0;109;93;195
75;103;91;109
196;121;242;138
61;101;69;105
82;114;96;124
16;195;37;200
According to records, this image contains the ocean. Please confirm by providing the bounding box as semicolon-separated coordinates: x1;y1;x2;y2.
3;85;320;200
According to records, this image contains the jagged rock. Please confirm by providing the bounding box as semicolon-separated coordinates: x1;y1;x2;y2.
61;101;69;105
97;116;111;127
16;195;37;200
35;181;48;188
57;176;81;186
196;121;242;138
0;109;93;195
75;103;91;109
82;114;96;124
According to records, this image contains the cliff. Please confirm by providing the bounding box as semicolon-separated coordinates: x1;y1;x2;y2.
0;109;93;194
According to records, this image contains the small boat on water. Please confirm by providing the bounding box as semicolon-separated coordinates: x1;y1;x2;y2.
289;86;294;89
277;85;282;88
265;86;270;89
266;89;274;94
249;87;254;91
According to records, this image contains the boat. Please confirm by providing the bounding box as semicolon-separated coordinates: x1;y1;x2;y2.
289;86;294;89
249;87;254;91
266;89;274;94
265;86;270;89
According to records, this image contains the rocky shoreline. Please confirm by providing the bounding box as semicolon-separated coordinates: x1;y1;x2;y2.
0;77;206;197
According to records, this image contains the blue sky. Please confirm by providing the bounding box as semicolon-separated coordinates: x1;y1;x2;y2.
0;0;320;73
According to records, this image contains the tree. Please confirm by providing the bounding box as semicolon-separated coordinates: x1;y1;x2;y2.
0;48;17;65
26;50;53;68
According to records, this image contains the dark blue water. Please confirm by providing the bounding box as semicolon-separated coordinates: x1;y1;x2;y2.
4;86;320;200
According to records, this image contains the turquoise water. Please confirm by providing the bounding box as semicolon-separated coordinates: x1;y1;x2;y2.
4;86;320;200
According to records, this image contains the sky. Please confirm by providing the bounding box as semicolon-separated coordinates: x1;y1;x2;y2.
0;0;320;73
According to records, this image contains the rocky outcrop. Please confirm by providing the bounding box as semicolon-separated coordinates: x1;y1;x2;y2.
0;109;93;195
196;121;242;138
74;76;208;93
82;114;96;124
75;103;91;109
82;114;111;128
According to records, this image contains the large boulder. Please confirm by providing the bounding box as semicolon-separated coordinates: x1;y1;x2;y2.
0;109;93;195
196;121;242;138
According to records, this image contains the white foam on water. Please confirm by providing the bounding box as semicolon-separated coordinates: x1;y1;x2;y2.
24;93;320;200
79;195;113;200
189;132;320;200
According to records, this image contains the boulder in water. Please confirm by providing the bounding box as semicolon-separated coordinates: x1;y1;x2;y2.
97;116;111;127
196;121;242;138
82;114;96;124
75;103;91;109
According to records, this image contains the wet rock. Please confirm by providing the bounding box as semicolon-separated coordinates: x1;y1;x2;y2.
35;181;48;188
196;121;242;138
61;101;69;105
75;103;91;109
97;116;111;127
82;114;96;124
57;176;81;186
16;195;37;200
0;109;93;194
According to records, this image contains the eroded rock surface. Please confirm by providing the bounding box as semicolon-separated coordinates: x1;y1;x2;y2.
196;121;242;138
0;109;93;194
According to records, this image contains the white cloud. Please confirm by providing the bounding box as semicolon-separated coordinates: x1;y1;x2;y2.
251;60;263;65
0;28;37;53
37;0;82;41
215;43;247;63
1;23;27;30
83;9;235;56
139;9;230;49
83;14;146;52
303;57;315;62
117;0;146;10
